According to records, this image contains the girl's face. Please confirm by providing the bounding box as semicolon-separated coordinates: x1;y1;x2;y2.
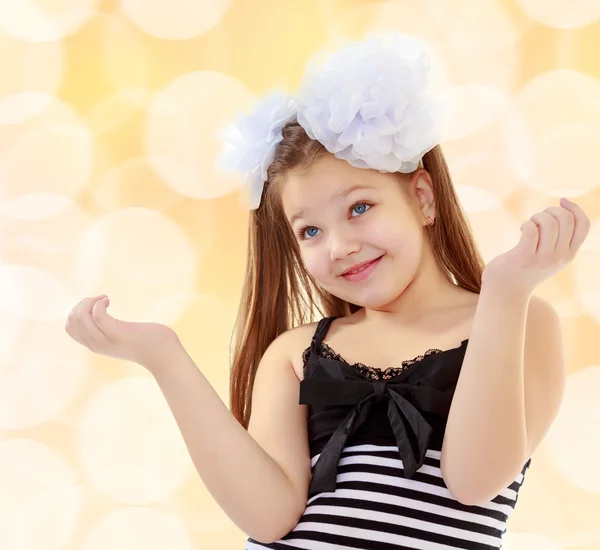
280;154;435;309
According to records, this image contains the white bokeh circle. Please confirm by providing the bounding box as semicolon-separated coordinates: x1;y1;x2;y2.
146;70;256;201
0;0;98;42
455;198;521;266
574;218;600;325
77;377;194;504
0;439;82;550
0;301;90;429
0;192;75;220
544;365;600;493
0;32;64;124
321;0;529;48
442;93;531;205
324;0;524;92
120;0;231;40
91;156;189;218
451;185;503;213
0;265;78;323
501;532;559;550
164;293;237;403
100;13;149;92
87;89;154;136
530;121;600;196
516;0;600;29
516;70;600;132
0;192;95;261
513;70;600;195
441;85;510;142
71;209;201;328
0;99;94;199
83;506;193;550
83;207;196;285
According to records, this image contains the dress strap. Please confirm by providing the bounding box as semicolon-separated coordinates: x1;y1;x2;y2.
310;316;336;353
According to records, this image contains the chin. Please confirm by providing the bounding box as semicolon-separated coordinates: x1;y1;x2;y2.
355;295;399;310
334;287;401;310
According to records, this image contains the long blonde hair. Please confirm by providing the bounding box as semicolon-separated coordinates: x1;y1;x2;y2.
229;120;485;429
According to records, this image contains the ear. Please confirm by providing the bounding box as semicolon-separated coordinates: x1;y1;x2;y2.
408;168;435;213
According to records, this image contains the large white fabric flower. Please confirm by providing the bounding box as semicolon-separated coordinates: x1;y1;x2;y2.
217;91;296;209
295;31;443;174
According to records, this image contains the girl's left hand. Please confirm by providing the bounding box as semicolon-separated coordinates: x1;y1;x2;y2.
482;198;591;295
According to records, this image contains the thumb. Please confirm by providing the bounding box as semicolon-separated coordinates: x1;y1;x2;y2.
92;296;113;329
520;219;539;252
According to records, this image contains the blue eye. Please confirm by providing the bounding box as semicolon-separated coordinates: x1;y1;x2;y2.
352;202;370;216
297;225;321;240
296;201;372;241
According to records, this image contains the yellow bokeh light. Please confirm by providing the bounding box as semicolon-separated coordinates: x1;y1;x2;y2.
0;32;64;124
73;207;201;325
514;70;600;195
0;293;91;429
120;0;231;40
146;71;256;201
100;14;149;93
441;85;510;142
516;0;600;29
501;532;560;550
0;0;98;42
545;366;600;493
87;89;154;136
83;507;194;550
0;439;81;550
0;99;93;199
77;377;194;504
325;0;525;92
0;3;598;549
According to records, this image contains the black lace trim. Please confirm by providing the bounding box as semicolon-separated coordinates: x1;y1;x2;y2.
302;342;443;381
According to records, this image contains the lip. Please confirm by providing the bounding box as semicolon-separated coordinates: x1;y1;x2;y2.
340;255;384;281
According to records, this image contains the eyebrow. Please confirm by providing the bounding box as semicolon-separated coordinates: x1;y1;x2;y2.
288;183;377;225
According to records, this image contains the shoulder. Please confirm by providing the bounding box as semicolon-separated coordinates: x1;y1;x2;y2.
268;320;322;382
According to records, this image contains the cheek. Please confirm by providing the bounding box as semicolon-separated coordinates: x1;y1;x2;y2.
363;209;401;239
367;221;406;251
370;212;420;244
301;248;326;279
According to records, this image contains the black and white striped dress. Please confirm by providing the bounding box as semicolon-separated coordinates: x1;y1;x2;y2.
246;316;531;550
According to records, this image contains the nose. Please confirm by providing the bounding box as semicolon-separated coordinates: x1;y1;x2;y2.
328;228;361;262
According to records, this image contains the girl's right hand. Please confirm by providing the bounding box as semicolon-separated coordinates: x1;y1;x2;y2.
65;295;181;373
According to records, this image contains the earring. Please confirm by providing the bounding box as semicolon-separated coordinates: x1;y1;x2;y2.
426;215;435;226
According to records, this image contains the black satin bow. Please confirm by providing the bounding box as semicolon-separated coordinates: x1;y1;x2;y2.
299;356;454;498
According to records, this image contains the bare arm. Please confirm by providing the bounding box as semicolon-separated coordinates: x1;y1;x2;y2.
442;285;566;506
150;333;311;544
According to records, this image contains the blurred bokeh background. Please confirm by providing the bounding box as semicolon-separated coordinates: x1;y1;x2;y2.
1;0;600;549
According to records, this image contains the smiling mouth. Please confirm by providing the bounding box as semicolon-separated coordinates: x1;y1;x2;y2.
340;255;384;276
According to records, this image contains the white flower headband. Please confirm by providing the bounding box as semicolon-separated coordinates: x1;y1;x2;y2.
217;31;443;210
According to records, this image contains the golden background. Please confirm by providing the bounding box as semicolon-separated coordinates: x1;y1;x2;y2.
1;0;600;548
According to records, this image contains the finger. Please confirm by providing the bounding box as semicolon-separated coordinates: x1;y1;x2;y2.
65;317;93;350
92;298;132;342
66;295;104;347
71;296;109;351
72;294;106;319
530;211;559;257
560;198;591;255
520;219;539;255
544;205;574;259
91;297;115;338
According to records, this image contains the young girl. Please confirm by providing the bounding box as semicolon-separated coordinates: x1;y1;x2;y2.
66;32;590;549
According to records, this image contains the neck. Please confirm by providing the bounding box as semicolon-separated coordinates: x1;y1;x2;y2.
361;242;462;325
